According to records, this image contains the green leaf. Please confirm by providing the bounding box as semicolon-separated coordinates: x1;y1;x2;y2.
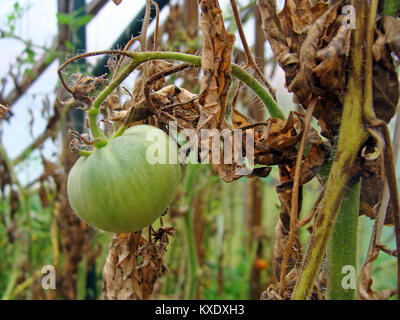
56;12;92;27
56;12;73;25
74;14;92;27
64;40;75;51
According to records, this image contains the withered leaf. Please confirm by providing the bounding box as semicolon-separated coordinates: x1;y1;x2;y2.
314;26;350;95
0;104;8;119
383;15;400;59
67;73;107;108
373;60;399;124
197;0;235;130
231;107;253;129
358;254;397;300
102;228;174;300
255;112;303;152
300;2;341;96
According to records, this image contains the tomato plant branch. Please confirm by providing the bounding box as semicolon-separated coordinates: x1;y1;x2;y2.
58;50;284;146
124;51;284;119
292;0;368;299
325;0;374;301
111;36;140;82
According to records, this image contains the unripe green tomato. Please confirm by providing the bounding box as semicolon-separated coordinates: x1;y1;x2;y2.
67;125;181;233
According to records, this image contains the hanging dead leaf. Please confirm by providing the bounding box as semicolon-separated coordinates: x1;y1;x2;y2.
102;228;174;300
197;0;235;130
372;60;399;124
383;15;400;59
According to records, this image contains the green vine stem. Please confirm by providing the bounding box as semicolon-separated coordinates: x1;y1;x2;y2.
183;164;200;299
292;0;368;300
77;149;92;157
327;181;361;300
62;50;284;145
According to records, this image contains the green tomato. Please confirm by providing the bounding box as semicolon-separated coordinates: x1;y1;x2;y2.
67;125;181;233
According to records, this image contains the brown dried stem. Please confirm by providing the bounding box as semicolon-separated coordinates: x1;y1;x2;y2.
111;36;141;81
141;0;152;51
58;50;135;94
369;119;400;298
278;99;316;296
230;0;276;101
143;63;193;117
151;0;160;51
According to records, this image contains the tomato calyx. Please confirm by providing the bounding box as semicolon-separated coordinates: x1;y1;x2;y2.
93;137;108;149
78;149;93;157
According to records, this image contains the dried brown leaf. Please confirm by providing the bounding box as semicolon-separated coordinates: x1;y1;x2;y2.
373;60;399;124
102;227;174;300
67;73;107;107
0;104;8;119
358;254;397;300
314;26;351;95
197;0;235;130
383;15;400;59
257;0;292;69
300;2;341;96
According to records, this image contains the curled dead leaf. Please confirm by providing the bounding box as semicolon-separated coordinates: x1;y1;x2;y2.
383;15;400;59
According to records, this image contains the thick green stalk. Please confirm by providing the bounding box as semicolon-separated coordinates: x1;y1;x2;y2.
292;0;367;300
292;76;366;299
231;64;284;120
327;181;360;300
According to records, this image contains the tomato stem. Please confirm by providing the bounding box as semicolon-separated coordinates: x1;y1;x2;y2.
326;181;360;300
78;149;92;157
86;51;285;143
